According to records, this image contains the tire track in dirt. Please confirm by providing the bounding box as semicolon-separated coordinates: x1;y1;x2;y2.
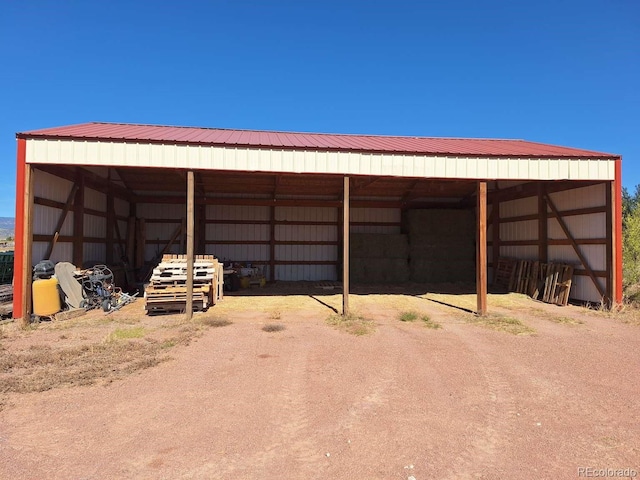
442;325;518;480
200;337;320;479
261;340;322;478
337;363;395;435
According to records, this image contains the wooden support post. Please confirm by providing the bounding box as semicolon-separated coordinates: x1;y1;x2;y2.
20;164;34;326
45;183;78;260
343;176;350;316
186;171;195;319
545;193;606;299
269;205;276;282
477;181;487;316
538;184;548;263
72;175;84;268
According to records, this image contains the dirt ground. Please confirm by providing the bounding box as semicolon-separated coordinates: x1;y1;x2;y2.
1;284;639;479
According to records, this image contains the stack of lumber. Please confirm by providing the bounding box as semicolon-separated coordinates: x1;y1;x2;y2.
0;284;12;316
494;257;574;306
407;209;475;283
145;254;223;314
350;234;410;283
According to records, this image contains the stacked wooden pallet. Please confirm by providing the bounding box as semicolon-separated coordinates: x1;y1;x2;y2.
145;254;223;314
494;258;574;306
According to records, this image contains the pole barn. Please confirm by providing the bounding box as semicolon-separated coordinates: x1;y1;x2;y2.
13;123;623;323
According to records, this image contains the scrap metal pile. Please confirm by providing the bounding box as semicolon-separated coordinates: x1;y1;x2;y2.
55;262;136;313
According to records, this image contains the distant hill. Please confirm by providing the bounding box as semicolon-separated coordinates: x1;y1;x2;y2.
0;218;15;239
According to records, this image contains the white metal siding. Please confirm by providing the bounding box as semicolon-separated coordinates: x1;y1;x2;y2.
548;245;606;271
276;206;337;222
26;139;616;181
84;243;106;264
31;242;72;266
114;197;129;217
207;244;270;264
488;204;493;280
548;183;606;210
569;276;606;304
548;213;606;240
547;183;607;302
84;214;106;238
274;206;337;281
84;187;106;212
33;169;74;203
33;205;73;237
496;183;609;303
204;205;271;275
275;265;335;282
137;203;184;219
210;205;271;221
500;245;539;260
499;197;539;261
500;220;538;242
501;196;538;217
137;203;184;261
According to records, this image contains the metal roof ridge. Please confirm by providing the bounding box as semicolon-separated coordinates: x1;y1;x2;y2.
16;122;620;157
34;121;529;142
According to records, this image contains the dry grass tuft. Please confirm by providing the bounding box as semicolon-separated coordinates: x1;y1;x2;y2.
199;317;232;328
399;311;419;322
399;310;442;329
0;341;167;396
421;315;442;329
0;323;203;406
550;316;584;325
582;301;640;326
327;312;375;336
262;324;286;332
468;314;535;335
106;326;146;342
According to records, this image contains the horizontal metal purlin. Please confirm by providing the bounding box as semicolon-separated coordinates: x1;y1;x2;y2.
489;239;606;247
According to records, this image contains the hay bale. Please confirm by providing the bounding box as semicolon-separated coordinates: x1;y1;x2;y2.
407;209;474;237
350;234;385;258
410;258;475;283
382;235;409;259
351;234;408;259
350;260;367;283
409;240;475;261
350;257;410;284
383;258;410;283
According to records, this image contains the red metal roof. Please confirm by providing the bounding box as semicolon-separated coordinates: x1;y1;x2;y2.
17;122;617;158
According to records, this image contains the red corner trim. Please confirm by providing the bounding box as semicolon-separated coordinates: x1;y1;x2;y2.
13;139;26;319
615;158;623;304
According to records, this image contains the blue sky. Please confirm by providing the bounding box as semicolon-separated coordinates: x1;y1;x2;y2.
1;0;638;217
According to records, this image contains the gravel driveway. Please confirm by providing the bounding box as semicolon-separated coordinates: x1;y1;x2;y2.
1;292;638;479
